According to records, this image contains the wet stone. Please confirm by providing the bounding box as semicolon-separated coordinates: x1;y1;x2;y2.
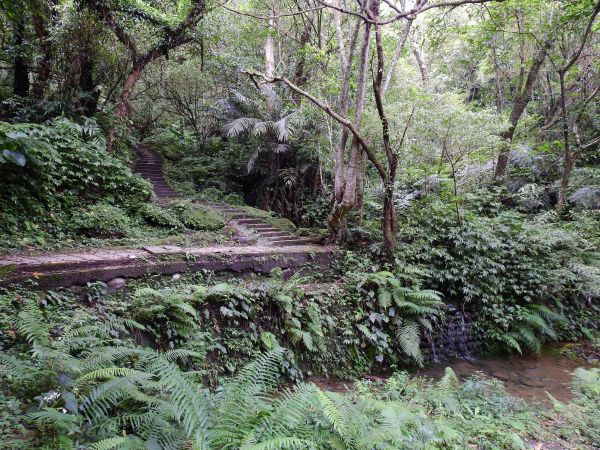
107;277;127;291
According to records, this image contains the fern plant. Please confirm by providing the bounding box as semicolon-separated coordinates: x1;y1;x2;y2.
496;304;566;354
358;270;443;365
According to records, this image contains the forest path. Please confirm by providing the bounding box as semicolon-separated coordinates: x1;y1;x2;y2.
134;145;317;247
0;243;334;288
0;148;333;288
134;144;179;199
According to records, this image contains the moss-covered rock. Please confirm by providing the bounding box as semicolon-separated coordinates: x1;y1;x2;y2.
138;204;183;229
238;206;297;232
171;201;226;231
181;207;225;231
72;203;131;238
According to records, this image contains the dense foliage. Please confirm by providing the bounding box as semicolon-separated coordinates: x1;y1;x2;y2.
1;280;599;449
1;0;600;447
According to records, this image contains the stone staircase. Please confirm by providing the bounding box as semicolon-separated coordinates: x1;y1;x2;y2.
209;204;316;247
134;145;179;199
133;146;319;246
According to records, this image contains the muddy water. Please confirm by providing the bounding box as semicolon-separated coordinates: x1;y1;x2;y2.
314;349;596;405
417;351;591;404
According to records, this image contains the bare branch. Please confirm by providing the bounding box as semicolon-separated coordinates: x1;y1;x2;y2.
316;0;505;25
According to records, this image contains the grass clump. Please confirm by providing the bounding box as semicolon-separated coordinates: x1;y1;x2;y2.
137;203;184;230
172;200;226;231
72;203;131;238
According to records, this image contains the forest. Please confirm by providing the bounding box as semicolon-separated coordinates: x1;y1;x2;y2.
0;0;600;448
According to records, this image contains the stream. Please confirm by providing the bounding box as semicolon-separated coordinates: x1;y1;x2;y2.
416;350;590;404
314;347;597;405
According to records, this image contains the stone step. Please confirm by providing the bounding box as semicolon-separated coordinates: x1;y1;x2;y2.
0;245;336;288
271;239;313;246
236;219;265;225
136;170;164;175
254;227;285;233
260;231;292;238
247;224;276;231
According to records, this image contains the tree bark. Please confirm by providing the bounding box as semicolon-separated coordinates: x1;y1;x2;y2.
106;64;143;152
292;16;311;106
31;0;54;99
372;0;398;257
333;9;362;204
382;15;412;96
13;13;30;98
494;40;552;180
328;0;373;241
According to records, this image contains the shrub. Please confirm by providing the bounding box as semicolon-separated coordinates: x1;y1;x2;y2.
0;118;152;236
394;195;600;353
196;187;246;205
172;201;226;231
137;203;184;229
72;203;131;238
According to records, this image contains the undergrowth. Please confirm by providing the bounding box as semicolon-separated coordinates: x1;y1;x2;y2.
0;281;598;449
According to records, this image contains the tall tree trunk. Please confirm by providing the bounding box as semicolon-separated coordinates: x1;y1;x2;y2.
355;150;366;221
412;41;428;85
494;40;552;180
382;15;412;96
31;1;53;99
13;14;30;98
372;0;398;257
328;1;373;242
106;64;143;152
292;21;311;106
382;181;397;257
333;8;362;204
265;20;276;78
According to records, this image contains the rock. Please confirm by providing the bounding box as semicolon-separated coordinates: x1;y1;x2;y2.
172;273;181;281
521;379;546;388
490;370;511;381
107;277;127;290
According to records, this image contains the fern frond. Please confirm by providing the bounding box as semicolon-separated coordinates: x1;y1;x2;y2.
244;437;317;449
394;319;423;365
14;303;50;346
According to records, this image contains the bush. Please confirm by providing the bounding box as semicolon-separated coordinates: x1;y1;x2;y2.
394;195;600;354
171;201;226;231
137;204;184;229
196;187;246;205
0;118;152;236
72;203;131;238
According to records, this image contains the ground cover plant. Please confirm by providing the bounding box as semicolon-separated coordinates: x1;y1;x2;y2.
0;280;599;449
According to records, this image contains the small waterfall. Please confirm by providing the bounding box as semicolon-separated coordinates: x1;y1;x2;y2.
425;305;476;362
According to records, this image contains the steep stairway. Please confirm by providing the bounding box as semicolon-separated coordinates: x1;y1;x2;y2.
134;145;179;199
209;204;317;247
133;146;319;246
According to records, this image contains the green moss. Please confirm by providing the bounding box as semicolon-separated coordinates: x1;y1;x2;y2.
138;204;184;229
72;203;131;238
238;206;296;232
171;201;226;231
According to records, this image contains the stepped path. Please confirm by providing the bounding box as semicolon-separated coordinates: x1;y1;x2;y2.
0;147;334;288
135;144;179;198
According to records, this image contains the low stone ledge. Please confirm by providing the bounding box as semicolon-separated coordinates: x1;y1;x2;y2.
0;245;335;288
